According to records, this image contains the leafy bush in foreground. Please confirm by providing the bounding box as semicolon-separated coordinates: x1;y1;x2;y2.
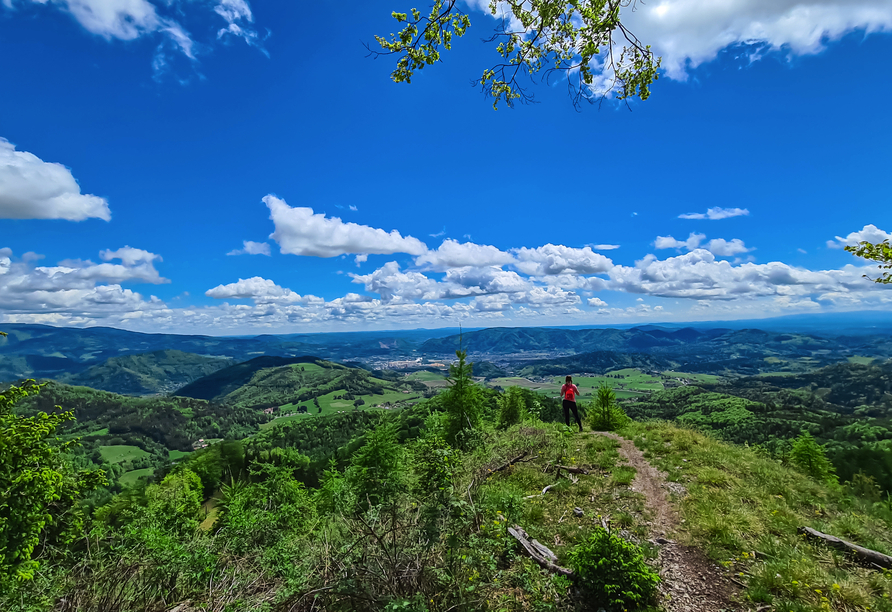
567;527;659;610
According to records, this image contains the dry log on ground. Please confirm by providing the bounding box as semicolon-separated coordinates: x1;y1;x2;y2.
486;452;530;477
508;525;574;577
799;527;892;569
555;465;589;475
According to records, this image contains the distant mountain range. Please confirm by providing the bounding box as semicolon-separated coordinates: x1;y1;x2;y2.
423;326;892;375
4;314;892;390
0;323;457;382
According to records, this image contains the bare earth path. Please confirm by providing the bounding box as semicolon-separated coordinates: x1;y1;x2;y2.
594;432;743;612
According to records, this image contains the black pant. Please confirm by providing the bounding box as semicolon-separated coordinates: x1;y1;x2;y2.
563;400;582;429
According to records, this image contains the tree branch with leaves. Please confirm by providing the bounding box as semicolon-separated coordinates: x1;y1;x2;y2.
846;239;892;284
373;0;661;109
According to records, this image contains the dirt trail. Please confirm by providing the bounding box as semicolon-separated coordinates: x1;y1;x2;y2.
594;432;743;612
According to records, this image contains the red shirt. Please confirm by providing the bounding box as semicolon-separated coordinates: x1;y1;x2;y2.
561;383;579;402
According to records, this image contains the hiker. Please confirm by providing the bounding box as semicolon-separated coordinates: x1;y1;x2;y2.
561;375;583;432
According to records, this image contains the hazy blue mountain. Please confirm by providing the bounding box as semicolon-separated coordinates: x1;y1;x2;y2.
422;326;892;374
0;324;460;382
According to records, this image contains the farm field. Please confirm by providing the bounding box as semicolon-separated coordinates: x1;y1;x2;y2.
99;445;150;464
168;449;191;461
551;368;664;396
660;371;721;384
405;371;447;382
487;377;561;393
262;389;424;429
119;468;153;487
405;371;450;389
848;355;876;365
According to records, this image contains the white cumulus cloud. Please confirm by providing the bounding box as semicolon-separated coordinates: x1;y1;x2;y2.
705;238;752;257
679;207;750;220
467;1;892;88
227;240;271;256
608;249;877;301
205;276;309;303
416;239;515;270
827;224;892;249
266;195;427;258
0;247;168;322
587;297;608;307
654;233;705;250
621;0;892;80
0;138;111;221
512;244;614;276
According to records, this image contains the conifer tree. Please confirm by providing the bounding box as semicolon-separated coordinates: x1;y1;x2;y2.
443;347;481;446
497;386;524;429
347;422;404;511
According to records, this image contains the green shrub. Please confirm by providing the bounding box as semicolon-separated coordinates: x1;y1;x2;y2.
789;432;837;484
497;386;525;429
217;463;316;554
567;528;659;610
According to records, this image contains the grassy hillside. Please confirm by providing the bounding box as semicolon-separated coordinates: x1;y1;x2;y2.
57;349;232;395
627;421;892;612
627;368;892;492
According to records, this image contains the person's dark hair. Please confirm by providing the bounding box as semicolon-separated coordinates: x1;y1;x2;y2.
565;375;572;383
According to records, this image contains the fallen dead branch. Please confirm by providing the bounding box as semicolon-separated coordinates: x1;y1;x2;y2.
508;525;574;578
524;484;556;500
799;527;892;569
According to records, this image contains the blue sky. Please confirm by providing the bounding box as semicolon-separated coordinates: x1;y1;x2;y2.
0;0;890;333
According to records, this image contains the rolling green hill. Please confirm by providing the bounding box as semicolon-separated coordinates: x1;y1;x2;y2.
177;357;430;421
57;350;232;396
174;355;323;401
